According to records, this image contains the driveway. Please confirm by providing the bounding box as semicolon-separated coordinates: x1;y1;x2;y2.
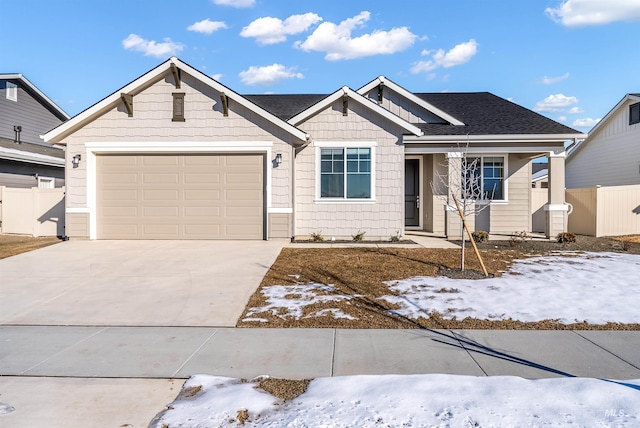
0;240;285;326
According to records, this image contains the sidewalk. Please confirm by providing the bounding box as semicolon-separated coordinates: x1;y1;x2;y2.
2;326;639;426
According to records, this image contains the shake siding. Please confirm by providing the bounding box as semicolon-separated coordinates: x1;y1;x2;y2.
61;73;295;210
294;100;405;238
567;101;640;188
489;154;530;233
0;83;64;145
363;89;443;124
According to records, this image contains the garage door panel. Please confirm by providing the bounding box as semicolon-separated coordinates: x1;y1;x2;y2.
97;154;264;239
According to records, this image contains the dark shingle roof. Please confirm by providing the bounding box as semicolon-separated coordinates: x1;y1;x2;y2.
0;137;64;159
415;92;581;135
244;91;582;136
245;94;328;121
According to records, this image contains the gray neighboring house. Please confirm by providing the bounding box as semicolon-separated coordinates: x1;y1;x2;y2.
0;74;69;188
43;58;585;241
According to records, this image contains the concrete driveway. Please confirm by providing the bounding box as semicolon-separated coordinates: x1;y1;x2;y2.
0;240;285;326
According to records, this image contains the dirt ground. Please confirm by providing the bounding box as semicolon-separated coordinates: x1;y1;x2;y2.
0;234;61;260
237;234;640;330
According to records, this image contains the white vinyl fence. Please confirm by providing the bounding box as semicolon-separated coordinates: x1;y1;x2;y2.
567;184;640;237
0;186;65;236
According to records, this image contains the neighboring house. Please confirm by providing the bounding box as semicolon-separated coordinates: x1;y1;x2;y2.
0;74;69;188
532;163;548;188
43;58;585;240
566;93;640;188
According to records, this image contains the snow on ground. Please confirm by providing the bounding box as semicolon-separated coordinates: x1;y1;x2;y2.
244;252;640;325
381;252;640;324
152;374;640;427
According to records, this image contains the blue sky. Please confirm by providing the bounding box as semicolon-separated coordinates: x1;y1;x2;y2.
3;0;640;132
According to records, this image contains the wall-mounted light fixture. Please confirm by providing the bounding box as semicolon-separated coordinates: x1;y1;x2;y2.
274;153;282;166
13;125;22;144
72;154;82;168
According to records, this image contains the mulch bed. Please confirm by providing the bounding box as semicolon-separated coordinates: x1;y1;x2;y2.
237;235;640;330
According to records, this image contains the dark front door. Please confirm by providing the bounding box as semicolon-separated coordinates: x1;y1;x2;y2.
405;159;420;227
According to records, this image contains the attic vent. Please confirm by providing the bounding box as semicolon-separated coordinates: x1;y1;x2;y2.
630;102;640;125
6;82;17;102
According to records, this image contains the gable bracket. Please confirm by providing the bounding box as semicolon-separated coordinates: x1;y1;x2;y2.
220;92;229;117
170;63;181;89
377;82;384;104
120;93;133;117
342;94;348;116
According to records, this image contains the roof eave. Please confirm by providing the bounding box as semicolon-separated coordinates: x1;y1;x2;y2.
404;133;587;144
1;73;70;121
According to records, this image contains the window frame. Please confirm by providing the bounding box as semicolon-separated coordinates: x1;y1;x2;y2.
6;82;17;102
629;102;640;126
462;154;508;203
37;176;55;189
315;141;376;203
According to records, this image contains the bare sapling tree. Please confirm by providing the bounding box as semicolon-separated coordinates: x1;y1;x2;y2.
432;140;490;275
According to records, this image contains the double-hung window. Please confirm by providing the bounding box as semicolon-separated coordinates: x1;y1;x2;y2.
318;144;374;200
463;156;505;200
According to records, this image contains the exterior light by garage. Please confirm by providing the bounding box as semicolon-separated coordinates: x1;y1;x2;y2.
274;153;282;166
71;154;81;168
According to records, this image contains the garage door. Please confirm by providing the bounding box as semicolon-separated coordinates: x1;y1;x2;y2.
96;154;264;239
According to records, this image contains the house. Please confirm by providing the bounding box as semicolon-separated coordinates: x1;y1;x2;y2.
566;93;640;188
565;93;640;237
531;163;548;188
43;58;585;240
0;74;69;188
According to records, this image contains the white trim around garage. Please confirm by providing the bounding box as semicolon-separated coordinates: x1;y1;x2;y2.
82;141;274;240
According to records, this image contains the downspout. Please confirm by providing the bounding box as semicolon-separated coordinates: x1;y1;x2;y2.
291;142;296;242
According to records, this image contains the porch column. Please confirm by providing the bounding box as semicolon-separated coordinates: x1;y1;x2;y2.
545;151;569;238
446;152;463;239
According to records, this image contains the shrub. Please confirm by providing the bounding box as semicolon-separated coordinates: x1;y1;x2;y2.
352;230;366;242
390;230;401;242
509;231;530;247
472;230;489;243
310;231;325;242
556;232;576;244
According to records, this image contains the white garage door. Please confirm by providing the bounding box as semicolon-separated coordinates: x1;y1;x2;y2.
96;154;264;239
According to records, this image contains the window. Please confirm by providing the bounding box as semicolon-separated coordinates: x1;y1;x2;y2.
37;177;55;189
630;102;640;125
463;156;505;200
319;146;373;199
6;82;17;102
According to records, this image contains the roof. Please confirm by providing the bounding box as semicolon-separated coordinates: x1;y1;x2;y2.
245;94;328;121
532;169;548;182
43;57;308;144
567;93;640;162
532;162;548;175
0;74;70;121
0;136;64;167
414;92;583;136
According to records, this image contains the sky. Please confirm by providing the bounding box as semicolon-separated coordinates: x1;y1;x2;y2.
3;0;640;133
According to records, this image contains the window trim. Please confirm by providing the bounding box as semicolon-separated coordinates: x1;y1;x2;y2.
6;82;17;102
462;154;508;203
314;141;377;203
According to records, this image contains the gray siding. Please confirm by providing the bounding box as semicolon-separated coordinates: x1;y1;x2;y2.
294;99;405;239
567;99;640;188
0;159;65;188
0;80;64;146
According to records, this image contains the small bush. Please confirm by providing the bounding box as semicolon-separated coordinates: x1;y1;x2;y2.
352;230;366;242
390;230;401;242
472;230;489;243
310;231;325;242
556;232;576;244
509;230;530;247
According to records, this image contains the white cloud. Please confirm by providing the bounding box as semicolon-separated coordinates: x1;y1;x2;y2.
558;115;568;122
212;0;254;8
241;13;322;45
295;11;417;60
546;0;640;26
211;73;223;81
122;34;184;58
187;19;228;34
572;117;601;128
410;39;478;74
567;106;584;114
239;64;303;85
534;93;579;112
542;72;570;84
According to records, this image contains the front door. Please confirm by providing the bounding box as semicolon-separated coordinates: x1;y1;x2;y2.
405;159;420;227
